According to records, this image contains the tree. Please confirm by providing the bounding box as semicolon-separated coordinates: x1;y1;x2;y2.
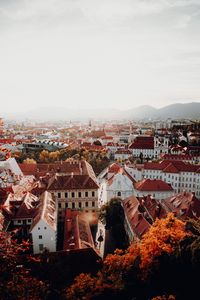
39;150;50;163
139;213;186;269
23;158;37;164
66;214;187;300
0;231;47;300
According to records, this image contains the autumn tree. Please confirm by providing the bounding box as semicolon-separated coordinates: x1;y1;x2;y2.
0;231;47;300
23;158;37;164
66;214;188;300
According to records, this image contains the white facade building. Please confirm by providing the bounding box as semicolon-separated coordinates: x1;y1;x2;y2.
125;161;200;199
30;191;57;254
98;163;135;205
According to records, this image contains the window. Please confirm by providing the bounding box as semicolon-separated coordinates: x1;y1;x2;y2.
58;203;61;208
44;227;47;230
78;192;81;198
65;203;68;208
79;202;82;208
92;201;95;207
72;202;75;209
72;192;75;198
92;191;95;197
17;220;22;224
117;191;121;197
39;244;43;252
39;235;42;239
38;227;40;230
85;201;88;207
58;192;61;198
85;191;88;197
27;219;32;223
65;192;68;198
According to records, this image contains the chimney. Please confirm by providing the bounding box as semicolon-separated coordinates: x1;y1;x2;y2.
71;172;74;178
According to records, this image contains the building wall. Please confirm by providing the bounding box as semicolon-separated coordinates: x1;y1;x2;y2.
51;188;98;220
31;219;56;254
133;190;174;200
107;173;134;200
127;165;200;198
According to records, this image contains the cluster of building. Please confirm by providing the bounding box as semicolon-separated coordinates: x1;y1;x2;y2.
0;157;99;258
0;117;200;262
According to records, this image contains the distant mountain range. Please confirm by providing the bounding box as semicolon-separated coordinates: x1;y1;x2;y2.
4;102;200;121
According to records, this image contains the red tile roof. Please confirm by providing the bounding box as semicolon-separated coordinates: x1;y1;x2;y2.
47;174;99;190
63;209;95;250
123;196;151;239
163;192;200;220
129;136;154;150
134;179;173;191
144;160;200;173
115;149;132;155
162;154;198;161
108;163;121;173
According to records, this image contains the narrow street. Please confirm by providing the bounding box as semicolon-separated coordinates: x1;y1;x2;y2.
95;221;105;258
95;221;117;259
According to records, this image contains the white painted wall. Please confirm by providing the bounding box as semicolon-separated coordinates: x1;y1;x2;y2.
31;219;56;254
107;173;134;200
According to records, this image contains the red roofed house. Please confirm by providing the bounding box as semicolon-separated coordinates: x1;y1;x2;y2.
44;160;99;221
162;153;200;164
123;196;151;241
125;160;200;199
162;191;200;221
123;191;200;242
134;178;174;200
129;136;169;159
30;191;57;254
98;163;135;205
114;149;132;161
63;209;95;251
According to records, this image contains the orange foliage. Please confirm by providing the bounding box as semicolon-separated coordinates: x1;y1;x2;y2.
151;295;176;300
140;213;186;268
66;273;112;300
67;214;187;299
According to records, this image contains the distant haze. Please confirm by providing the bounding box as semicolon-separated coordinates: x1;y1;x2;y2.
0;0;200;113
4;102;200;121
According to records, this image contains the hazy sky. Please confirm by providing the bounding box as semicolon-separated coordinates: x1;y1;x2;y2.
0;0;200;113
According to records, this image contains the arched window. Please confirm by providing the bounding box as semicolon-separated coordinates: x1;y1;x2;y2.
117;191;121;197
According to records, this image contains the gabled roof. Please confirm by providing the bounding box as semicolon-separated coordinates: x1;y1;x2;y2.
144;160;199;173
123;196;151;239
30;191;56;231
47;174;99;190
163;192;200;220
129;136;154;150
12;192;39;219
63;209;95;250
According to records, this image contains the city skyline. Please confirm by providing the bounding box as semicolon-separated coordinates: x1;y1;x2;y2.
0;0;200;113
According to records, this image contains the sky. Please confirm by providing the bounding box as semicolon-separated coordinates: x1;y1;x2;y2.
0;0;200;113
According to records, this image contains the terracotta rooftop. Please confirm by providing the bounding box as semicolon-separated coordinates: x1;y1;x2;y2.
129;136;154;150
47;174;99;190
30;191;57;231
162;191;200;220
123;196;151;239
134;179;173;191
144;160;200;173
115;149;132;155
63;209;95;251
